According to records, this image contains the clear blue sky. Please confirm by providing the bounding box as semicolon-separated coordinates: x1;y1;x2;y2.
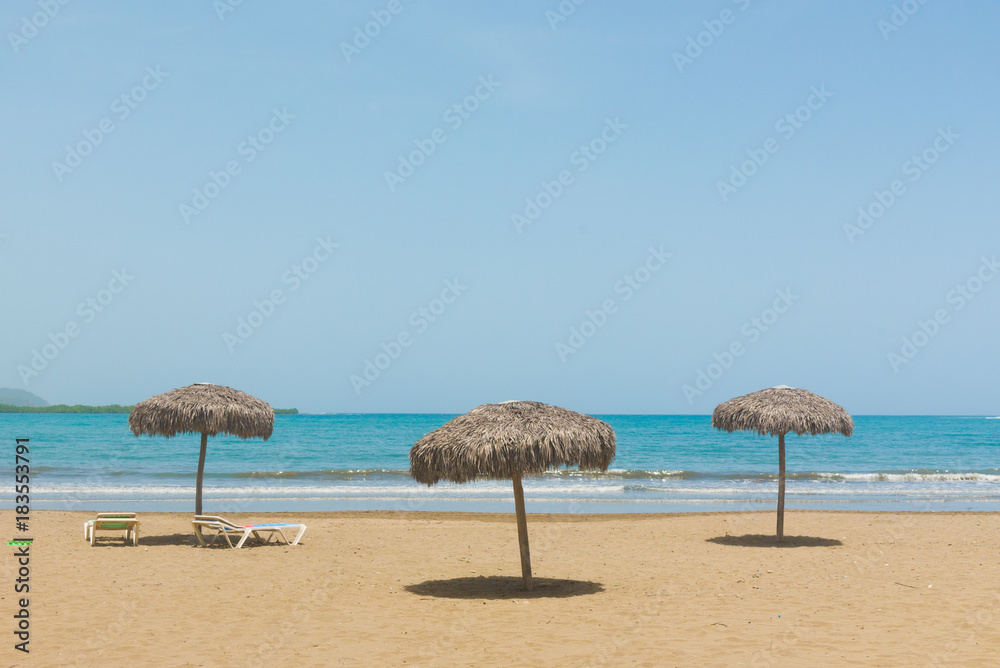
2;1;998;414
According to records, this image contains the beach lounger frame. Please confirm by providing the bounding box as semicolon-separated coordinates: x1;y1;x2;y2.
84;513;139;546
192;515;307;549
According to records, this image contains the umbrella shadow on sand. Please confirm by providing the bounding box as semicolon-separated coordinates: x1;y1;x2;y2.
133;533;204;547
405;576;604;600
706;534;843;548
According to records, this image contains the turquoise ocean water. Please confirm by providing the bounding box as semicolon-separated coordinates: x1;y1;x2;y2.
2;414;998;513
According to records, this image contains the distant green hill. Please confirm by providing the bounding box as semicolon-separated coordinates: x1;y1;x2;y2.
0;388;48;407
0;404;132;413
0;403;299;415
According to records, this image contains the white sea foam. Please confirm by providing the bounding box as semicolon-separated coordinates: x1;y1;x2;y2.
816;472;1000;482
26;470;1000;506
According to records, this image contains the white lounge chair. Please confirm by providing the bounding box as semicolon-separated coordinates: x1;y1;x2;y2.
192;515;307;549
84;513;139;546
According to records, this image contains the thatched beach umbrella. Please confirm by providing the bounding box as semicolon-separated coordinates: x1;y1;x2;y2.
712;386;853;540
410;401;615;591
129;383;274;515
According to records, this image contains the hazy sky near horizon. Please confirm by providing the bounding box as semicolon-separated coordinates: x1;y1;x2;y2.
2;1;998;415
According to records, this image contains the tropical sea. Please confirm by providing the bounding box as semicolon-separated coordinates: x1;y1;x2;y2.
2;414;998;513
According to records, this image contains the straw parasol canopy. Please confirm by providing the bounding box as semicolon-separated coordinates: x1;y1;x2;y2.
712;386;853;540
129;383;274;515
410;401;615;590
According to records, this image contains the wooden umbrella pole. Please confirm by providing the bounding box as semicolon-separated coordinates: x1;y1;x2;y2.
195;432;208;516
777;432;786;541
512;474;532;591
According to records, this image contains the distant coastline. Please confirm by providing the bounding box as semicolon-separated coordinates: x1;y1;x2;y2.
0;403;299;415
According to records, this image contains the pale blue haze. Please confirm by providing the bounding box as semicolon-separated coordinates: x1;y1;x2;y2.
1;2;998;414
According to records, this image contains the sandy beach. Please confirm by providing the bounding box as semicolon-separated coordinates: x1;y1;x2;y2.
3;510;999;667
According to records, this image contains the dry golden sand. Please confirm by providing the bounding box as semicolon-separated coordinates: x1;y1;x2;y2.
1;510;999;667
